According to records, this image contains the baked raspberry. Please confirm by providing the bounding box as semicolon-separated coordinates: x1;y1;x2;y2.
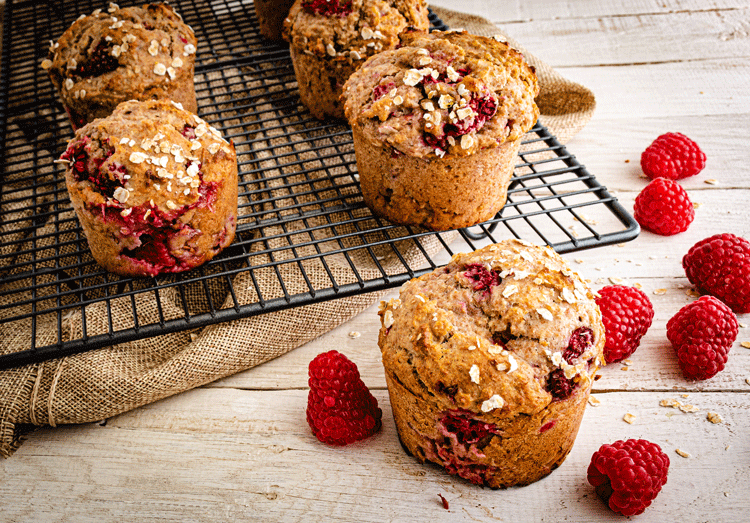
545;369;573;400
546;328;596;400
564;327;595;361
439;409;502;447
73;41;120;78
595;285;654;364
461;263;501;294
302;0;352;17
641;132;706;180
588;439;670;516
682;233;750;314
633;177;694;235
666;296;738;380
306;350;382;446
372;82;396;101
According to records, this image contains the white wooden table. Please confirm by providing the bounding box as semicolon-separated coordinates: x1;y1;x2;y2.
2;1;749;521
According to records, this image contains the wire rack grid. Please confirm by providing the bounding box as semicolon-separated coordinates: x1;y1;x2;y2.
0;0;638;370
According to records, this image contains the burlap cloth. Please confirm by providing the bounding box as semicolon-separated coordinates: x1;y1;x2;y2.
0;6;595;457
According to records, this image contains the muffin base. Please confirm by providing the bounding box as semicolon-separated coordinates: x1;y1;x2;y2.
352;127;521;231
289;46;358;120
384;370;590;488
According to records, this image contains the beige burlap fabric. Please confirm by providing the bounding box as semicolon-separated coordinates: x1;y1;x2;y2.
0;6;595;457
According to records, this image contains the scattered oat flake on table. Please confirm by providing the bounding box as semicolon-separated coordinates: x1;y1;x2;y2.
588;395;601;406
675;449;690;458
653;288;667;295
693;202;701;209
623;413;636;424
740;341;750;349
609;276;625;285
707;412;722;424
348;331;361;339
660;398;681;408
679;404;699;413
686;288;701;298
704;179;719;185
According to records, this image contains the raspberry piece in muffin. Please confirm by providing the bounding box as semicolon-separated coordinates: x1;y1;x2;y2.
60;99;237;277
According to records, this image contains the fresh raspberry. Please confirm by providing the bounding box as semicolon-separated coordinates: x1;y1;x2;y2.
306;350;382;446
633;177;694;235
302;0;353;17
666;296;738;380
587;439;670;516
682;233;750;314
640;132;706;180
595;285;654;364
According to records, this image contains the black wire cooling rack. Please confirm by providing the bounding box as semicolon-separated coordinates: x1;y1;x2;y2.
0;0;638;370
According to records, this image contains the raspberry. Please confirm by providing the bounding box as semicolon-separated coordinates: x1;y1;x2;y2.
587;439;670;516
74;41;120;78
306;350;382;446
302;0;352;16
595;285;654;364
461;263;501;294
633;177;694;235
682;233;750;314
546;328;596;400
641;132;706;180
666;296;738;380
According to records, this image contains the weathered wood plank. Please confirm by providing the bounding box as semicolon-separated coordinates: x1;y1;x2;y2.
431;0;748;24
1;389;747;522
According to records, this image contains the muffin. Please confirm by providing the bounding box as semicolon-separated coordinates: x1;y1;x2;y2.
342;30;539;231
378;240;604;488
283;0;429;119
43;3;198;130
255;0;296;41
59;99;238;277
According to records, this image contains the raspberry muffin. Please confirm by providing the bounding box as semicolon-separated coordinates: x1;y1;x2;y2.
283;0;429;119
255;0;296;41
342;30;539;231
378;239;604;488
44;3;198;130
60;99;238;277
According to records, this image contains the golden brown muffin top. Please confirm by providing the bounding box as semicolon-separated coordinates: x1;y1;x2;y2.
60;99;234;216
379;239;604;418
283;0;429;65
43;3;196;106
343;30;539;159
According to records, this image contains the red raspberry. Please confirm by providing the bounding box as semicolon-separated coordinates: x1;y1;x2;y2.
302;0;352;16
595;285;654;364
682;233;750;314
666;296;738;380
588;439;670;516
633;177;694;235
306;350;382;445
640;132;706;180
